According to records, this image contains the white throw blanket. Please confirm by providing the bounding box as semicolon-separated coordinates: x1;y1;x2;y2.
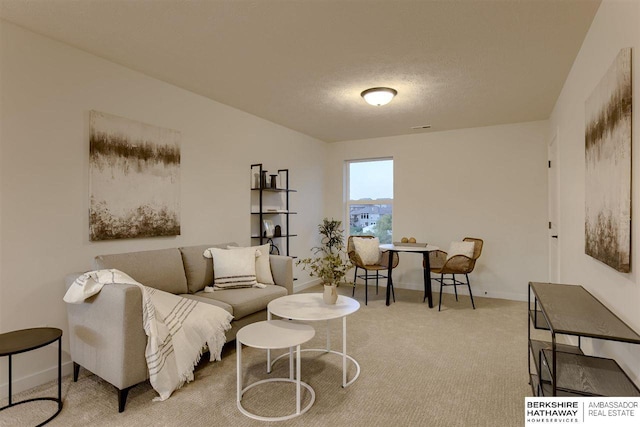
64;269;233;401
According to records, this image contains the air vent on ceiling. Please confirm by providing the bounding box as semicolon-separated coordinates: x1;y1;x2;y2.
411;124;432;130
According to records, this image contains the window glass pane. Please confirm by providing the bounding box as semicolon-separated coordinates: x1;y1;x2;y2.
349;160;393;200
347;159;393;243
348;204;393;243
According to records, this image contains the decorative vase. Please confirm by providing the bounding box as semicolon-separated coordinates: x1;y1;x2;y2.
323;284;338;305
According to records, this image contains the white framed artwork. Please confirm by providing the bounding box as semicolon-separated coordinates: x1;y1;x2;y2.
89;110;181;241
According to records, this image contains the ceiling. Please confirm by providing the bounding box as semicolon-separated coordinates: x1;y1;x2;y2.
0;0;601;143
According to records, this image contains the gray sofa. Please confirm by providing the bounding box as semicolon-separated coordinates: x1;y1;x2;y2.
65;243;293;412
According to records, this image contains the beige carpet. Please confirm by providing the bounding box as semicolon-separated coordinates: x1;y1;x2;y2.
0;285;532;426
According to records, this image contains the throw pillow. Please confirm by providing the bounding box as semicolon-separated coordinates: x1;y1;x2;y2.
353;237;381;265
227;243;274;285
204;247;257;289
446;241;475;261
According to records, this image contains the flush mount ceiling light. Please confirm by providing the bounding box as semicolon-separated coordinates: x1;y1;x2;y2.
361;87;397;106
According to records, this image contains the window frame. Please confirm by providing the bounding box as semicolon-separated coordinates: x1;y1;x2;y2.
345;158;394;242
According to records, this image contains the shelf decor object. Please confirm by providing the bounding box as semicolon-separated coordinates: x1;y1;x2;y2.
250;164;296;256
527;282;640;397
584;47;632;272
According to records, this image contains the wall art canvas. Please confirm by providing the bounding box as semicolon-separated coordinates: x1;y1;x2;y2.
585;48;632;272
89;110;181;241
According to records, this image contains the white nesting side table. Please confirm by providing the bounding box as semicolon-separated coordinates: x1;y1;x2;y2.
236;320;316;421
268;293;361;387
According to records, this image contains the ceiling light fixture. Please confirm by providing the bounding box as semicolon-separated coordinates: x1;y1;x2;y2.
361;87;397;106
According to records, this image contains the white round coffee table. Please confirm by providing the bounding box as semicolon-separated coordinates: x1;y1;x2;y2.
236;320;316;421
267;293;361;387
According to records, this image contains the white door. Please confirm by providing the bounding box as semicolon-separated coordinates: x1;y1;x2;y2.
548;132;559;282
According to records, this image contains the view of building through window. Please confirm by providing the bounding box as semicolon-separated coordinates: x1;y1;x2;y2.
346;159;393;243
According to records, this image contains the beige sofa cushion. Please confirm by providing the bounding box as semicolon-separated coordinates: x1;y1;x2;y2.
192;285;287;320
179;294;233;316
179;243;236;294
94;248;188;294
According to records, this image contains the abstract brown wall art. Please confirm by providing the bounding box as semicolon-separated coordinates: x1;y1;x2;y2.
89;111;181;241
585;48;632;272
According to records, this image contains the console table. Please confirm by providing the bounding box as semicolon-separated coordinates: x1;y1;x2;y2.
0;327;63;426
528;282;640;396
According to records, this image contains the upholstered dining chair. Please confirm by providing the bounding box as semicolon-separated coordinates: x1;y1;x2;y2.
347;235;399;305
426;237;483;311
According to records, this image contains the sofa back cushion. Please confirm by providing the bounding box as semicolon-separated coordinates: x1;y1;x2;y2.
179;243;237;294
94;248;188;294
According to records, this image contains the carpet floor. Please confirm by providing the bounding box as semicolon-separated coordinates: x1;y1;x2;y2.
0;285;533;426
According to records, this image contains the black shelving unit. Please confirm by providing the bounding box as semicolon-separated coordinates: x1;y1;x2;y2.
250;163;296;256
528;282;640;397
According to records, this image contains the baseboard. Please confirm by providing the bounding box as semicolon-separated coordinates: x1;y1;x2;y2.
293;278;322;293
0;360;74;396
384;281;528;302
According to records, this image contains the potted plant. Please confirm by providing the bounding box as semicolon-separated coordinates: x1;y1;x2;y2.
297;218;353;304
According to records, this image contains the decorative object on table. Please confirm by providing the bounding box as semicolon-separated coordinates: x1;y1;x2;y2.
399;237;417;244
348;235;399;305
89;110;181;241
585;47;631;273
263;219;275;238
297;218;353;304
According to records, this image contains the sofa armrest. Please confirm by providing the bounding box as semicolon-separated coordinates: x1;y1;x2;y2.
64;274;148;390
269;255;294;295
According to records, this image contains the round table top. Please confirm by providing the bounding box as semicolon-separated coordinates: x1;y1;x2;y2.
237;320;315;350
0;327;62;357
379;243;440;252
268;293;360;321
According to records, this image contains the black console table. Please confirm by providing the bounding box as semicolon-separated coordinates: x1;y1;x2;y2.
0;327;63;425
528;282;640;396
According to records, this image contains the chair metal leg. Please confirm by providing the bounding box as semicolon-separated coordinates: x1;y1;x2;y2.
452;274;459;301
352;267;357;297
391;278;395;302
364;270;368;305
439;273;444;311
73;362;80;382
466;273;476;309
375;271;379;295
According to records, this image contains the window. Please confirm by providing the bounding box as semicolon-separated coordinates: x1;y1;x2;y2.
346;159;393;244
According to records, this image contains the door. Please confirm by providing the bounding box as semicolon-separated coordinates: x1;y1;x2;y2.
548;132;559;282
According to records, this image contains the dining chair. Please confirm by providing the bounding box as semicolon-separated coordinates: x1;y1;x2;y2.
347;235;399;305
425;237;483;311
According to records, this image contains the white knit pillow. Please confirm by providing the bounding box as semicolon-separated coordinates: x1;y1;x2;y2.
227;243;274;285
353;237;381;265
446;241;475;261
205;247;257;289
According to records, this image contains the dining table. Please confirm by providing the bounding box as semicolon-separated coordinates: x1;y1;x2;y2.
379;243;440;308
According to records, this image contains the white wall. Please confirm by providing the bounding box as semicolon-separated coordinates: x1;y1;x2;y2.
326;121;549;301
549;0;640;385
0;20;325;393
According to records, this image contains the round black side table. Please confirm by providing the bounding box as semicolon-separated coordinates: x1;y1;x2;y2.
0;327;63;426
